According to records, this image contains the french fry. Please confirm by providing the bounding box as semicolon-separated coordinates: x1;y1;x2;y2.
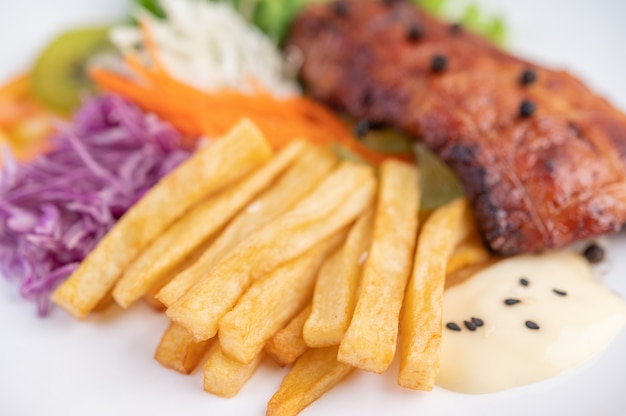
444;259;495;290
167;161;376;342
154;322;215;374
303;209;373;348
204;345;264;398
52;120;272;319
338;160;420;373
153;146;336;376
91;290;115;313
445;223;491;277
157;146;338;307
218;232;345;364
112;140;307;308
143;287;166;312
265;304;311;367
266;346;354;416
151;247;220;370
143;240;213;312
398;198;473;390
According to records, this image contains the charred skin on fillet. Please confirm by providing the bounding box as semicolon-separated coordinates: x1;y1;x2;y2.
287;0;626;254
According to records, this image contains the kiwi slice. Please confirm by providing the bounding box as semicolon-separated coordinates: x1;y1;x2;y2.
31;26;112;114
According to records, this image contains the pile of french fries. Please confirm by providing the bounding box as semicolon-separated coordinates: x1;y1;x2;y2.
52;120;490;415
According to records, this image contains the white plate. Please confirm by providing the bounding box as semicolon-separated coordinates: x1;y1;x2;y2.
2;1;626;415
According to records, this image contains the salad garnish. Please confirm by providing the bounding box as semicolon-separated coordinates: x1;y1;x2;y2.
0;95;189;315
112;0;300;97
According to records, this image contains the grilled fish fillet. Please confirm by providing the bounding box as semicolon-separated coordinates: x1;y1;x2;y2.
287;0;626;254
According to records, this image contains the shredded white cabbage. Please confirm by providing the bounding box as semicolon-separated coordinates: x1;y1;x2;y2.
110;0;300;98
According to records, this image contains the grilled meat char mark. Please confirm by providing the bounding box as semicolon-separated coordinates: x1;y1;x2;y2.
287;0;626;254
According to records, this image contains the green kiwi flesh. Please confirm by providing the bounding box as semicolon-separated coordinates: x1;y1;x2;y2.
31;26;111;113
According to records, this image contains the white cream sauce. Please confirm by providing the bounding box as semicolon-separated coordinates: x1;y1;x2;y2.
436;251;626;394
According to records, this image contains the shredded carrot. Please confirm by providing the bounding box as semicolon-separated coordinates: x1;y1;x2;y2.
89;24;412;165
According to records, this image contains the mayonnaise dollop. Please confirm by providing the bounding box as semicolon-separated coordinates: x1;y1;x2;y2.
436;252;626;394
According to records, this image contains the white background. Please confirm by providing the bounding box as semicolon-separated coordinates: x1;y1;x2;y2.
1;1;626;415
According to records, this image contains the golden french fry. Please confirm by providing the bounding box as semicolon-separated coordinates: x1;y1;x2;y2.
167;161;376;342
154;322;214;374
142;241;212;312
303;209;374;348
266;346;354;416
218;232;344;364
91;290;115;313
157;146;338;307
444;260;496;291
265;304;311;367
112;140;307;308
398;198;473;390
52;120;273;319
338;160;420;373
446;224;491;277
143;287;166;312
203;345;264;398
151;246;225;372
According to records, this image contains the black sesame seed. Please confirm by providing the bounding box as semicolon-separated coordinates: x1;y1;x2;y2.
406;23;424;42
520;68;537;86
504;298;521;306
553;288;567;296
525;320;540;330
519;277;529;287
471;317;484;327
332;1;348;17
583;243;605;264
464;320;477;331
354;119;370;139
519;100;536;118
431;55;447;73
446;322;462;331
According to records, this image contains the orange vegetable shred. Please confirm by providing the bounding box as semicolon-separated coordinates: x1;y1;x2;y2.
89;24;411;165
0;73;56;162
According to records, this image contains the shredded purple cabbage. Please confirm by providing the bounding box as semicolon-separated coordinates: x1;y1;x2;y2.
0;94;191;316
